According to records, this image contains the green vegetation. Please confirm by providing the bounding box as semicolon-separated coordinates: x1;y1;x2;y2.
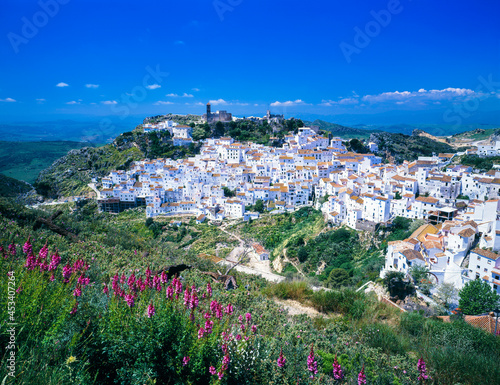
305;119;374;140
459;154;500;172
1;195;500;384
0;141;89;183
0;173;32;197
458;278;500;315
369;132;457;163
451;127;500;141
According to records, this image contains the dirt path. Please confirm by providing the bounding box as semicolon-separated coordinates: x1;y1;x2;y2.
283;248;306;278
273;298;325;317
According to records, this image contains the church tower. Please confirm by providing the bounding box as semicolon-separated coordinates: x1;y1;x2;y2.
206;102;211;122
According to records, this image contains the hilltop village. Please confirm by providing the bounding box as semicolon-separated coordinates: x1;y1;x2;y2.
95;121;500;295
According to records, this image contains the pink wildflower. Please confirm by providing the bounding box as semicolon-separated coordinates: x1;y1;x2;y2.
147;302;155;318
225;303;233;315
24;253;36;270
358;364;366;385
207;282;212;297
103;283;109;295
23;237;32;255
209;366;217;375
184;287;191;307
182;356;190;366
73;285;82;297
166;285;174;299
245;312;252;323
124;293;135;307
418;357;429;382
251;324;257;333
49;251;61;271
62;264;72;283
277;348;286;368
70;302;78;315
198;327;206;339
333;355;344;380
8;243;16;256
160;270;168;283
205;320;214;334
127;273;136;289
190;291;199;309
307;343;318;378
38;242;48;259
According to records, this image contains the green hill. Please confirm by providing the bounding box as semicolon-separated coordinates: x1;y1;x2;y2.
306;119;376;139
35;130;201;198
369;131;458;162
0;173;33;197
0;141;90;184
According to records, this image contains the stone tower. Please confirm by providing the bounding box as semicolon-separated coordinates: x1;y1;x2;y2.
206;102;211;122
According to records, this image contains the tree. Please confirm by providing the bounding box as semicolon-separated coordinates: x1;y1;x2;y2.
192;126;208;141
222;187;235;198
383;271;415;300
394;191;402;200
297;247;308;263
409;265;433;295
458;279;500;315
254;199;264;213
328;268;350;288
436;282;458;308
215;121;225;137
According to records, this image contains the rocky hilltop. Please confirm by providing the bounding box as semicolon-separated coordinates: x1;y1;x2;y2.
35;130;197;198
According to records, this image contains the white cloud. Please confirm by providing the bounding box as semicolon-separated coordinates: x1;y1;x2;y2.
320;98;359;106
56;82;69;87
167;92;194;97
319;87;489;109
36;98;45;103
270;99;306;107
0;97;16;102
209;99;229;106
192;88;200;92
66;101;80;105
146;84;161;90
362;88;478;104
85;84;99;88
153;101;174;105
101;100;117;105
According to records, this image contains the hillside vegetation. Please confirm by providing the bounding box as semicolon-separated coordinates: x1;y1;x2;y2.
0;198;499;384
306;119;375;139
0;141;89;184
0;173;33;197
369;131;457;163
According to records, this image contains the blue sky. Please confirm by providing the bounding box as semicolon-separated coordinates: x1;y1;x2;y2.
1;0;499;129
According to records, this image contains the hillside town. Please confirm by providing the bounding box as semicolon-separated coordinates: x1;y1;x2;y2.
95;124;500;296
